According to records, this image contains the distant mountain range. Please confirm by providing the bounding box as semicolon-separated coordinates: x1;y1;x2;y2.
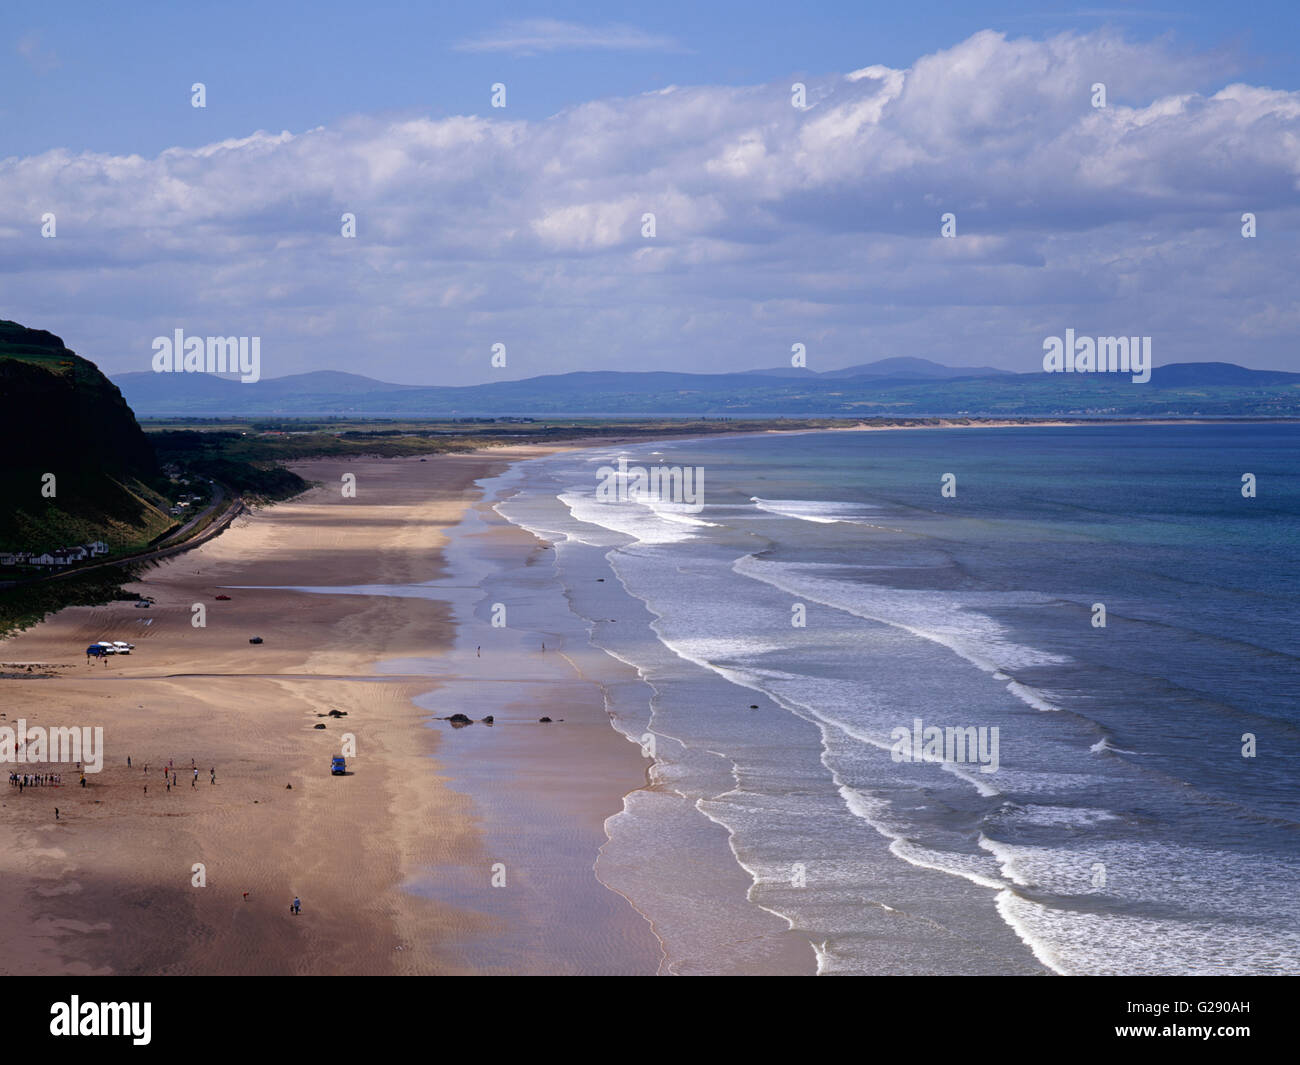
743;357;1017;380
113;356;1300;418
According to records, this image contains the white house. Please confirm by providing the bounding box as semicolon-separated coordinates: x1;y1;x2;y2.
3;543;105;566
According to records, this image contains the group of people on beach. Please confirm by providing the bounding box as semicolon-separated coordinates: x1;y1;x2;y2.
11;758;220;796
9;771;62;789
136;756;216;793
14;754;309;912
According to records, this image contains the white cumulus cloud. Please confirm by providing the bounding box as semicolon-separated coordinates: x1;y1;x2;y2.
2;29;1297;383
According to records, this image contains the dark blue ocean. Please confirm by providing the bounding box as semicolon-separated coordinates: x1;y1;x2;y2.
494;424;1300;974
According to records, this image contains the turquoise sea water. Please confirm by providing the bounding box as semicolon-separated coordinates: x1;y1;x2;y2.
493;424;1300;974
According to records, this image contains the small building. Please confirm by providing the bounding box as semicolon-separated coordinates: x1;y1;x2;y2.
88;541;109;556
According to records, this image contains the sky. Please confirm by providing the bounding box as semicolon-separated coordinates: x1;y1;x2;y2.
2;1;1298;384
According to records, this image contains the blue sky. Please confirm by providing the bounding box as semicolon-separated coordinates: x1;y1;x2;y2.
3;2;1298;383
6;1;1298;158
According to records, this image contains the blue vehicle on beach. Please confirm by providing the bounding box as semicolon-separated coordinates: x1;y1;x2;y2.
330;756;346;775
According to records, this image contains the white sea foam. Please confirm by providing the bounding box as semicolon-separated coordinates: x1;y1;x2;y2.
644;499;720;528
889;838;1010;893
734;554;1070;685
558;491;704;545
1006;679;1062;712
939;759;1002;798
491;495;605;546
1090;737;1138;755
492;443;1300;978
998;804;1120;828
838;785;1009;887
751;497;880;524
983;839;1300;975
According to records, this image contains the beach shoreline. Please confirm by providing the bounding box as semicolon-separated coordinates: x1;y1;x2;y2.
5;419;1261;976
1;428;831;976
0;444;648;975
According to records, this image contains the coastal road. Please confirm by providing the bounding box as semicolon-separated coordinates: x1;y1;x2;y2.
154;483;227;547
0;490;245;590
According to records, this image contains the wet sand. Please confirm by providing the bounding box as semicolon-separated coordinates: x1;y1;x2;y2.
0;447;656;974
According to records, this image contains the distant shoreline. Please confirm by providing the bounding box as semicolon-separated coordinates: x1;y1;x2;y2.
820;417;1300;431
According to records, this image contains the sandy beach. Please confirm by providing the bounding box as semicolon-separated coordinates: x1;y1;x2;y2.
0;422;1127;978
0;445;659;975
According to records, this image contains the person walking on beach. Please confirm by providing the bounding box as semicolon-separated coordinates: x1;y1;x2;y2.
194;767;199;783
127;755;131;768
54;808;59;821
291;896;301;915
210;768;216;784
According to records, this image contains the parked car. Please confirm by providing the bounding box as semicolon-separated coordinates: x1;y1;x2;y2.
111;641;134;654
86;644;108;657
215;594;231;601
96;641;119;654
134;600;151;608
249;636;263;644
330;756;347;775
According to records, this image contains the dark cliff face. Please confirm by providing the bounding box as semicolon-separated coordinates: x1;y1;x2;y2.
0;320;163;550
0;320;156;477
